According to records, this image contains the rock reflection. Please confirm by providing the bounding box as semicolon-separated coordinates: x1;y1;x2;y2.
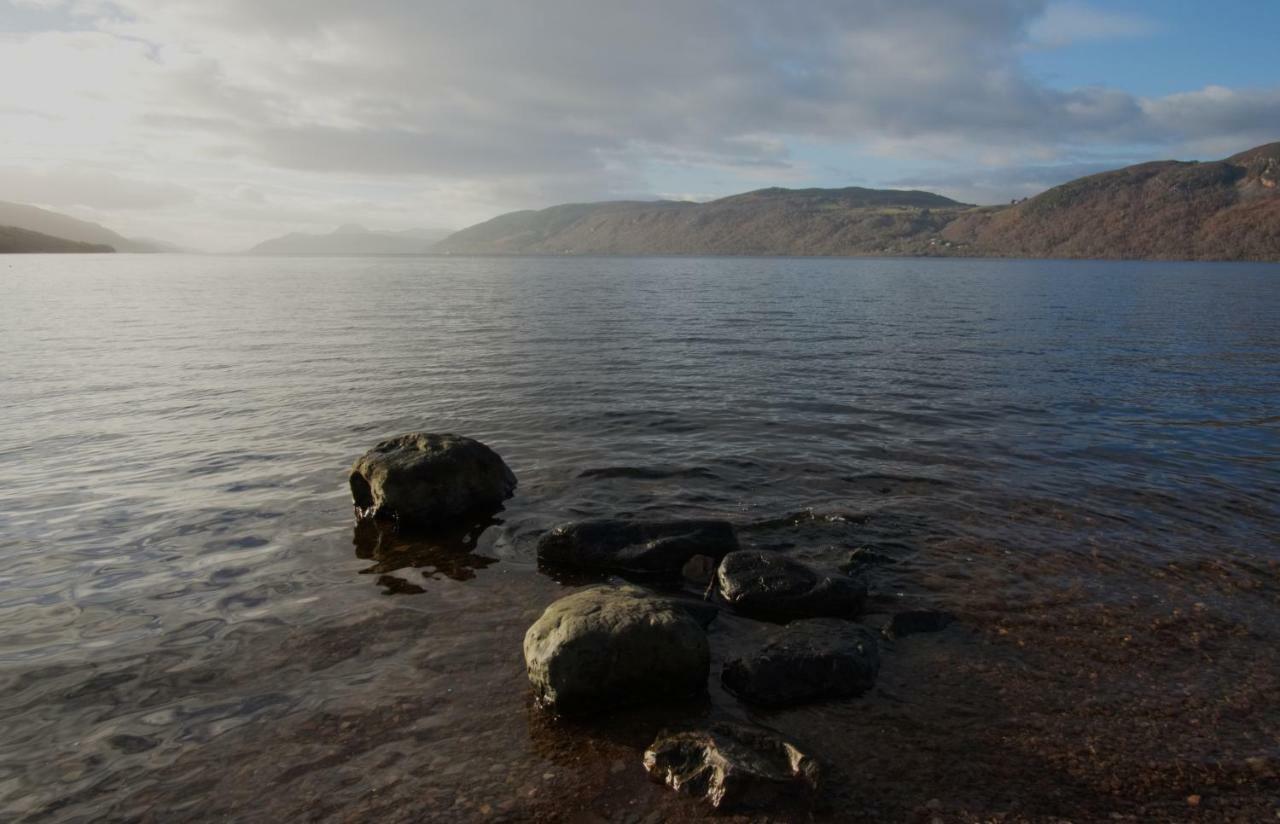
351;518;499;594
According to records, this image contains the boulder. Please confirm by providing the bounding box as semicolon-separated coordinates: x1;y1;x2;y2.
536;519;739;577
716;551;866;620
523;585;709;715
722;619;880;707
883;609;956;639
643;722;820;810
348;433;516;527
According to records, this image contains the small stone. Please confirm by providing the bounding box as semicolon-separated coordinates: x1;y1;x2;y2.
882;609;956;639
681;554;716;585
716;551;866;620
537;519;739;577
722;619;880;707
643;722;819;810
1187;794;1201;807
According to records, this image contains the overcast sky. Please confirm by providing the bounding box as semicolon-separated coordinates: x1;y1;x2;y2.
2;0;1279;250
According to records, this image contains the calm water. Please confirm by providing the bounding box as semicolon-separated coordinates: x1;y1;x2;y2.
1;255;1277;822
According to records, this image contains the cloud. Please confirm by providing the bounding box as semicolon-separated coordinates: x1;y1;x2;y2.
0;0;1276;246
1026;2;1159;48
0;165;195;209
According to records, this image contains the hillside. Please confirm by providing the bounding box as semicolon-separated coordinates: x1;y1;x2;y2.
435;188;969;256
249;224;453;255
0;225;114;253
434;143;1280;261
0;201;163;253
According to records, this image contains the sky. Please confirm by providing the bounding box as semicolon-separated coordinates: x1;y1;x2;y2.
1;0;1278;251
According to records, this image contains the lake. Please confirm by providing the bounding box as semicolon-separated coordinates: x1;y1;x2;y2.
1;254;1277;822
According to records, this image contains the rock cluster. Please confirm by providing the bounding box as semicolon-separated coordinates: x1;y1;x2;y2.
345;435;959;813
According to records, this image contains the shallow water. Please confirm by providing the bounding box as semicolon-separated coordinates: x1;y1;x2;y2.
0;254;1277;822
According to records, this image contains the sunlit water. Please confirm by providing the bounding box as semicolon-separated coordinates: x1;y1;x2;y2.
1;254;1277;822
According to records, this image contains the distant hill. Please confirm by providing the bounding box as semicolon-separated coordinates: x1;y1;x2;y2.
248;224;453;255
0;225;114;253
434;143;1280;261
941;142;1280;260
434;188;968;256
0;201;163;253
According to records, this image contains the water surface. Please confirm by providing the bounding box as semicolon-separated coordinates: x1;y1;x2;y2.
1;255;1277;822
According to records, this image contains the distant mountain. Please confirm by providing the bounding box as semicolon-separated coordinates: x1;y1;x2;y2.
434;189;966;256
941;142;1280;260
434;143;1280;261
0;225;114;253
0;201;163;253
248;224;453;255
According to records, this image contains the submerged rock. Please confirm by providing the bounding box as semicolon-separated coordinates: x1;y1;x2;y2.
348;433;516;527
716;551;866;620
883;609;956;639
523;585;710;715
722;619;880;707
536;519;739;577
643;722;820;810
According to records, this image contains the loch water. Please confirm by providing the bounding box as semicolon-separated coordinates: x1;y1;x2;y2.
1;254;1277;822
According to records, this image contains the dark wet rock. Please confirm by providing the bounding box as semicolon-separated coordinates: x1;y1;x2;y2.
643;722;820;810
841;545;898;573
722;619;880;707
716;550;866;620
348;433;516;527
666;596;719;629
883;609;956;639
536;519;739;577
523;585;710;715
681;554;716;585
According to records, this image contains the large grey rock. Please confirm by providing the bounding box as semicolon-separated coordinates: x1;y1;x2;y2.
536;519;739;577
643;722;820;810
722;618;880;707
716;550;866;620
348;433;516;527
523;585;710;715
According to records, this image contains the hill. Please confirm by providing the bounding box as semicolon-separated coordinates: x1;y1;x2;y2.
434;143;1280;261
435;188;969;256
0;225;115;253
248;224;453;255
0;201;163;253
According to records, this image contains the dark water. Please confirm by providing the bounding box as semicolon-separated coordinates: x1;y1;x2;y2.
1;254;1277;822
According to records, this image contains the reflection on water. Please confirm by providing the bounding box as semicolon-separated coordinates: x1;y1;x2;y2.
352;518;501;593
0;254;1277;821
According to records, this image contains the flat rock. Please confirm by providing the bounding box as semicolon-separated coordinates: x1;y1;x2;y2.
883;609;956;639
722;618;880;707
536;519;739;577
349;433;516;527
716;550;866;620
523;585;709;715
643;722;820;810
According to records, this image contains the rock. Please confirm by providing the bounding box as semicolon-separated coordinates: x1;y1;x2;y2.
349;433;516;527
681;554;716;586
883;609;956;639
523;585;710;715
643;722;820;810
536;519;739;577
840;545;898;573
722;619;880;707
716;551;866;620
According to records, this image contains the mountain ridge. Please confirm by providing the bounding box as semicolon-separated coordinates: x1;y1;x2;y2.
0;201;164;253
434;143;1280;261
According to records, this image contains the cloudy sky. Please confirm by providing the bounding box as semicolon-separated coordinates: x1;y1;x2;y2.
2;0;1279;250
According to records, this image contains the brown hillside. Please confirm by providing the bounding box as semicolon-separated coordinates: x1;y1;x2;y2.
436;142;1280;261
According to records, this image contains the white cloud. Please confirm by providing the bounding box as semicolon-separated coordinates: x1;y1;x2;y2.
1027;2;1159;48
0;1;1274;247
